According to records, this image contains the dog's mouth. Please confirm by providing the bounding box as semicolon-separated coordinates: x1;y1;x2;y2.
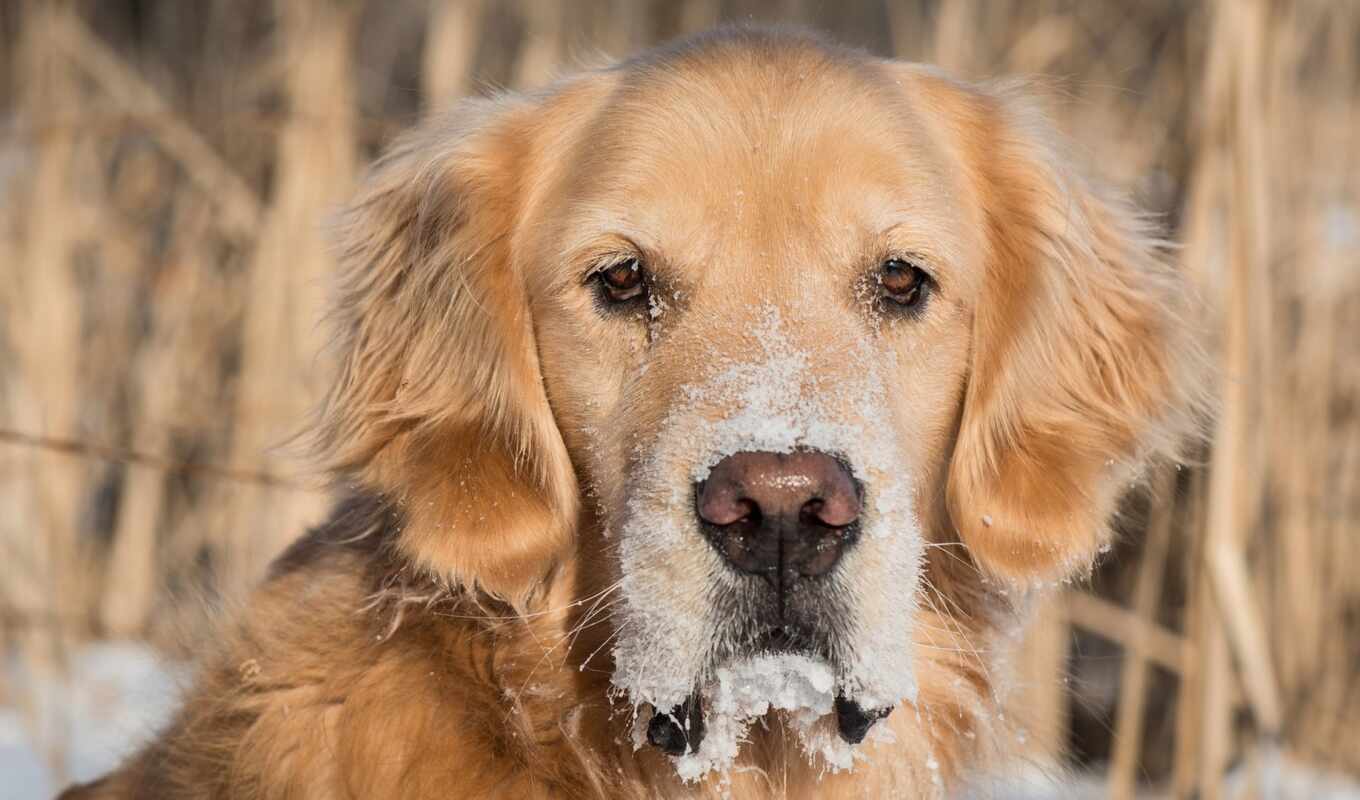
642;621;893;758
610;322;923;779
646;694;706;756
645;686;893;757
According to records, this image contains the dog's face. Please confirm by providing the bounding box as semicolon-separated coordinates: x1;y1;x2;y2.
527;51;978;757
320;30;1202;782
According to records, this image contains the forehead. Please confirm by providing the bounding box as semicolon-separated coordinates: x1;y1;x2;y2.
554;41;974;274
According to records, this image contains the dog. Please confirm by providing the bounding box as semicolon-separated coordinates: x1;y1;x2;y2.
65;26;1206;799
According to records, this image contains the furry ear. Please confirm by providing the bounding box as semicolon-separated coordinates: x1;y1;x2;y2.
315;94;578;603
943;82;1207;584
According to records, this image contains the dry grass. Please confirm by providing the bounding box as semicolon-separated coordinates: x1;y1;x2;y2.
1;0;1356;794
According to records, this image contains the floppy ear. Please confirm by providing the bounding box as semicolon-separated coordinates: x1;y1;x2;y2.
943;81;1207;584
315;94;578;604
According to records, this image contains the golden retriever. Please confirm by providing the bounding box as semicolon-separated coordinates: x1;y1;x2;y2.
65;26;1206;799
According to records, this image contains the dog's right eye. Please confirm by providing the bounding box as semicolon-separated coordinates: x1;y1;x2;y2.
593;258;647;305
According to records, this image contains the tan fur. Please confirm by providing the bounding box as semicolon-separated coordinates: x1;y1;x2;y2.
65;27;1206;800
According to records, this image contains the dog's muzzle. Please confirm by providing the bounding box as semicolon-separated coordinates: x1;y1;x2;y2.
639;449;892;754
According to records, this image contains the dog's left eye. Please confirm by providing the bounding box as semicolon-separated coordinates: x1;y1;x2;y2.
879;258;932;311
594;258;647;304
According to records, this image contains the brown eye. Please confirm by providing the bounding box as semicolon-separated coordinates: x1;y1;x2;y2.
595;257;646;304
879;258;931;311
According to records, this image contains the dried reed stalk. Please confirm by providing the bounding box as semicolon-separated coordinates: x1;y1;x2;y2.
100;206;211;637
516;0;566;89
1171;480;1206;799
1108;470;1178;799
217;0;358;593
1064;591;1186;677
3;1;88;778
1201;0;1282;742
930;0;976;74
1012;596;1068;763
45;13;262;238
677;0;721;36
424;0;487;108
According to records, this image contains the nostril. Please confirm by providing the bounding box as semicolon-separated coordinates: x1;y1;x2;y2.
697;480;760;527
801;492;858;529
800;498;830;528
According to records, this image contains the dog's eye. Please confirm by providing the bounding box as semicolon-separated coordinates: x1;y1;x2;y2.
879;258;931;312
594;258;647;304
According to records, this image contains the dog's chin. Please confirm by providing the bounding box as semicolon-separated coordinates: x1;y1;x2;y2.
641;629;894;770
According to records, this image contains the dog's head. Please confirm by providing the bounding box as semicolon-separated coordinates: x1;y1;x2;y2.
318;28;1203;781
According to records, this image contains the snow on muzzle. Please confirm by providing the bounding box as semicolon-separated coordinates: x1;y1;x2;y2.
610;307;925;780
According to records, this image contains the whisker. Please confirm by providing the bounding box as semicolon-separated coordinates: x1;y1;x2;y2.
912;642;994;655
512;585;627;696
918;578;993;675
562;598;626;653
432;580;624;623
579;621;631;674
922;540;983;574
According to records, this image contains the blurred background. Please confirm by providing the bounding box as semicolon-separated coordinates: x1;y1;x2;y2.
0;0;1356;797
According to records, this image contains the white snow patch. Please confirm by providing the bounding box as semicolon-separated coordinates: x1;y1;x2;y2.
955;748;1360;799
1;642;187;799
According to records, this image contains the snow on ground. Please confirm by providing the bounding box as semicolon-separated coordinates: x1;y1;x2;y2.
1;642;186;800
958;751;1360;799
1224;747;1360;800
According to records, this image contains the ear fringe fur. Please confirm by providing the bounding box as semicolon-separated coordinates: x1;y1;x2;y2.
308;95;579;603
946;79;1213;582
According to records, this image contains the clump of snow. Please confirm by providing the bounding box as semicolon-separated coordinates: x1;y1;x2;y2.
655;653;905;783
957;750;1360;800
611;303;926;780
1228;746;1360;800
666;653;860;782
0;709;54;800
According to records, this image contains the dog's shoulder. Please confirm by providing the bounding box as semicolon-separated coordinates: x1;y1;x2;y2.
67;494;601;798
60;496;393;798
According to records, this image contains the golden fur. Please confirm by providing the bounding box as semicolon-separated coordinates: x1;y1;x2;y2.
65;27;1206;799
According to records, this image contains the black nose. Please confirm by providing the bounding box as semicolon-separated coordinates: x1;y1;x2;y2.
695;450;861;589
